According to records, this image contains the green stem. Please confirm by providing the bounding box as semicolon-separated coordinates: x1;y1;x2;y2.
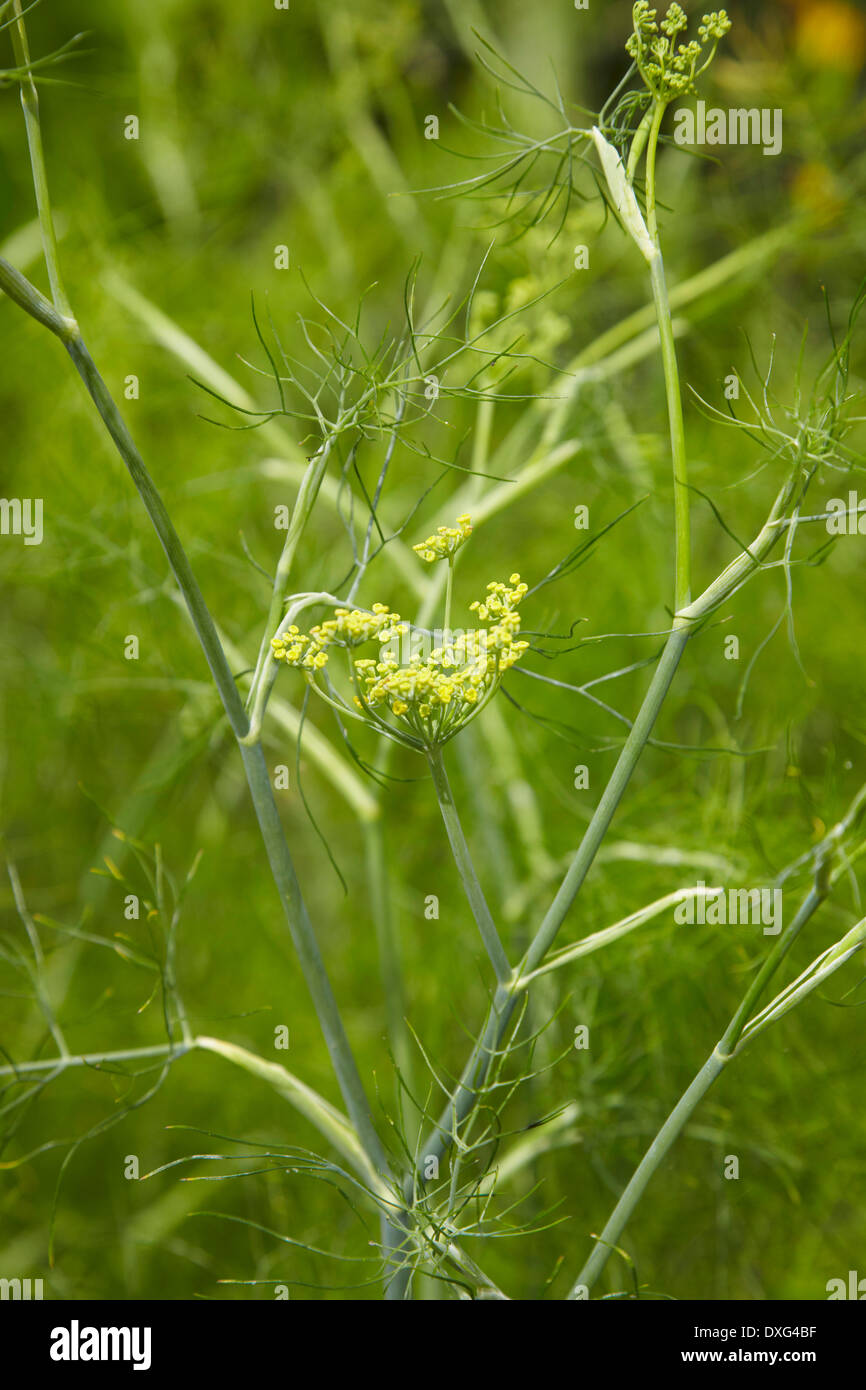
720;884;826;1056
643;100;667;245
64;338;250;734
0;278;390;1178
10;0;71;318
416;626;691;1181
523;624;690;972
426;744;511;984
236;738;391;1173
650;251;691;613
568;882;827;1297
247;444;333;706
363;813;411;1084
444;557;455;634
0;252;76;339
412;980;516;1190
0;1041;191;1077
570;1046;727;1297
626;105;655;183
644;100;691;613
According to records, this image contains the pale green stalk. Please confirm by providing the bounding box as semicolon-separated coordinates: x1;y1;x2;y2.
515;887;713;987
568;882;827;1297
426;745;511;984
642;99;691;612
444;557;455;634
195;1036;390;1198
415;624;689;1175
9;2;70;317
247;445;334;707
0;1042;194;1077
0;1036;383;1194
524;624;690;971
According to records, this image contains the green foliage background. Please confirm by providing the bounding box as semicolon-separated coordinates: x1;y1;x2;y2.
1;0;865;1299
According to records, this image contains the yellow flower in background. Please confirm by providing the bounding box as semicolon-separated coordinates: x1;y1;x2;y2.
795;1;866;72
790;162;845;224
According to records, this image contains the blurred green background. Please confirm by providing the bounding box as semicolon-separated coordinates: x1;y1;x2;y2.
1;0;865;1299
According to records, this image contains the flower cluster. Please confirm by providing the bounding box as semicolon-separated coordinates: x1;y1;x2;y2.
270;577;530;749
352;582;529;745
271;604;406;672
626;3;731;98
412;513;473;564
469;574;528;623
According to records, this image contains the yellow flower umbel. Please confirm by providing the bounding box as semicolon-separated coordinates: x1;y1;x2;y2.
271;604;406;672
412;513;472;564
270;575;530;751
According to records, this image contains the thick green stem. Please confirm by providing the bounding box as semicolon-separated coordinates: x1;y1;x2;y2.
410;980;517;1195
0;1042;192;1077
0;252;76;339
236;740;391;1172
427;745;511;984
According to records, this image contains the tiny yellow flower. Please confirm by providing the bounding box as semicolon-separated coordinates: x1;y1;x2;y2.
412;513;473;563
